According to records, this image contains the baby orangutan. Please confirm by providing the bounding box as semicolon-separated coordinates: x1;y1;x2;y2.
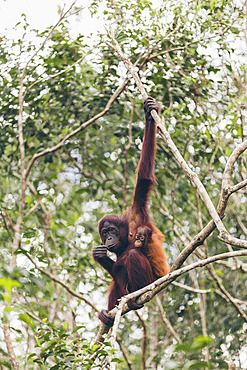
134;225;169;279
135;226;152;250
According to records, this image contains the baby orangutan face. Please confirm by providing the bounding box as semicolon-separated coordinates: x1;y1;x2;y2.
134;226;152;249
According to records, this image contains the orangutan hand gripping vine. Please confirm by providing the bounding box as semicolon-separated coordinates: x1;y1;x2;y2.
93;97;169;327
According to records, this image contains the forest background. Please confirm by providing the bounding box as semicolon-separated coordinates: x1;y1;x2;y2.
0;0;247;369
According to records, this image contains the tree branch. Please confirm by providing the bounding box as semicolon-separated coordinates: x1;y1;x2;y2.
172;281;211;294
21;2;78;80
24;80;127;180
3;322;19;370
136;310;148;370
105;28;247;250
24;55;86;99
95;250;247;341
156;296;181;343
25;252;98;312
116;337;133;370
12;2;82;262
206;264;247;321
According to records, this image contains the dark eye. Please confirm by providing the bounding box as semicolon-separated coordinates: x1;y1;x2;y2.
109;227;116;234
140;236;145;241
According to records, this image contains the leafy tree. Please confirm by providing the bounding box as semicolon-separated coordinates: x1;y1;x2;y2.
0;1;246;369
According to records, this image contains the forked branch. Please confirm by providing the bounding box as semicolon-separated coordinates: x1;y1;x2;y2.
104;27;247;249
95;249;247;342
94;28;247;343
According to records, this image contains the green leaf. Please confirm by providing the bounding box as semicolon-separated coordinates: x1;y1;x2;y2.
185;360;210;369
191;336;213;351
175;342;192;352
19;313;36;330
71;325;85;334
0;278;21;294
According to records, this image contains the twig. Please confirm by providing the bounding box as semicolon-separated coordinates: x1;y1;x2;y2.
24;81;127;180
159;116;247;248
233;210;247;236
24;55;85;99
156;296;181;343
25;252;98;312
215;290;247;306
24;308;50;327
21;2;77;80
202;141;220;181
231;178;247;193
12;2;80;263
103;297;127;370
3;210;16;232
135;311;148;369
206;264;247;321
24;198;42;217
116;337;133;370
110;298;126;345
172;281;211;294
3;322;19;370
123;98;135;208
190;268;209;362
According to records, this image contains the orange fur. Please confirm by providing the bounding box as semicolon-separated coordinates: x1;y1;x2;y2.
146;226;169;278
129;220;169;279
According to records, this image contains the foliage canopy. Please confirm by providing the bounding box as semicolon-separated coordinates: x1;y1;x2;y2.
0;0;246;369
